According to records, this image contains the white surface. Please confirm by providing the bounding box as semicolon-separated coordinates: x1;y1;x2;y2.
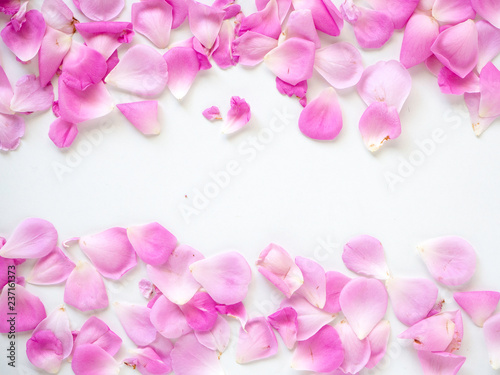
1;1;500;374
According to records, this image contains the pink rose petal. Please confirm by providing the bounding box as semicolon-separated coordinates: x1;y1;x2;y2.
10;75;54;113
171;333;224;375
124;347;171;375
75;22;133;61
212;20;236;69
282;9;320;48
114;302;157;346
479;62;500;118
150;295;191;339
72;344;119;375
74;316;122;356
48;118;78;148
166;0;188;28
471;0;500;29
267;307;298;349
127;222;176;265
418;351;466;375
484;313;500;369
132;0;172;49
188;0;224;49
432;0;476;24
438;67;480;95
366;0;419;29
236;317;278;363
195;315;230;352
0;0;21;16
75;0;124;21
203;106;222;120
342;234;390;279
334;319;371;374
117;101;161;135
400;13;440;69
464;92;498;136
232;31;278;66
276;78;307;105
215;302;248;327
38;26;72;87
295;256;326;308
41;0;74;34
291;0;344;36
0;283;46;332
366;320;391;368
314;42;363;89
477;20;500;72
179;292;218;332
454;291;500;327
64;262;108;311
0;113;24;151
324;271;351;314
27;247;75;285
238;0;281;39
221;96;251;134
143;334;173;367
359;102;401;152
398;312;456;351
0;65;13;115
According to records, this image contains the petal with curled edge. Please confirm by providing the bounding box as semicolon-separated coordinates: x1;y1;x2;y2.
232;31;278;67
179;292;218;332
238;0;281;39
75;22;134;60
398;312;456;351
291;0;344;36
471;0;500;29
221;96;251;134
48;118;78;149
267;307;298;349
359;102;401;152
74;316;122;356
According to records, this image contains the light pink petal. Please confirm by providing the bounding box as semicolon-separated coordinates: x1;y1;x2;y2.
256;243;304;298
75;0;124;21
454;291;500;327
280;294;335;340
484;313;500;369
143;334;173;366
431;19;478;78
189;251;252;305
314;42;363;89
255;0;291;22
132;0;172;49
417;236;476;286
342;234;390;279
238;0;281;39
215;302;248;327
179;292;218;332
1;9;46;62
0;65;13;115
188;0;224;49
125;347;171;375
359;102;401;152
74;316;122;356
10;75;53;113
366;320;391;368
105;45;168;97
75;21;134;60
212;20;236;69
298;87;342;140
236;317;278;363
114;302;156;346
365;0;419;29
38;27;72;88
48;118;78;148
268;307;298;350
27;247;75;285
464;92;498;136
150;295;191;338
264;38;315;85
292;324;343;372
203;106;222;120
471;0;500;29
479;62;500;118
426;55;445;77
64;262;108;311
79;227;137;280
438;67;479;95
61;41;108;90
0;113;24;151
291;0;343;36
334;319;371;374
117;101;160;135
357;60;412;112
138;279;155;299
147;244;203;305
171;333;224;375
232;31;278;66
282;9;320;48
324;271;351;314
72;344;119;375
41;0;74;34
418;351;466;375
127;222;176;265
477;20;500;72
27;329;64;373
432;0;475;23
221;96;251;134
295;256;326;308
400;13;440;69
398;312;456;351
0;218;57;259
339;277;388;339
0;283;46;332
386;277;438;326
195;315;231;352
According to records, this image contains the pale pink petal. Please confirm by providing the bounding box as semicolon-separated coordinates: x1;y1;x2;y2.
143;334;173;366
188;0;224;49
0;218;57;259
10;75;53;113
0;65;13;115
114;302;156;346
213;0;242;20
189;251;252;305
255;0;291;22
334;319;371;374
314;42;363;89
426;55;445;77
366;320;391;368
105;45;168;97
471;0;500;29
147;244;204;305
256;243;304;298
438;67;480;95
132;0;172;49
27;329;64;373
238;0;281;39
324;271;351;314
432;0;475;23
1;9;46;62
179;292;218;332
479;62;500;118
291;0;343;36
339;277;388;339
342;234;390;279
221;96;251;134
117;101;160;135
138;279;155;299
357;60;412;112
445;309;468;353
215;302;248;326
127;222;176;265
281;294;335;340
236;317;278;363
454;291;500;327
431;19;478;78
464;92;498;136
64;262;108;311
203;106;222;120
38;27;72;88
48;118;78;148
386;277;438;326
264;38;315;85
418;351;466;375
417;236;476;286
484;313;500;369
41;0;74;34
27;247;75;285
0;113;24;151
72;344;119;375
150;295;191;338
195;315;230;352
365;0;419;29
359;102;401;152
267;307;298;349
171;333;224;375
282;9;320;48
295;256;326;308
75;0;124;21
232;31;278;66
75;22;134;60
124;347;171;375
398;312;456;351
79;227;137;280
212;20;236;69
0;283;46;332
400;13;440;69
74;316;122;356
477;20;500;72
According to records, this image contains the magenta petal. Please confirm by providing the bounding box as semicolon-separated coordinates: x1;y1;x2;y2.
398;312;456;351
28;247;75;285
27;330;64;373
72;344;119;375
334;319;371;374
431;19;478;78
75;22;134;60
171;333;224;375
232;31;278;66
0;0;21;16
238;0;281;39
0;113;24;151
479;62;500;118
203;106;222;120
477;20;500;72
484;313;500;369
276;78;307;103
366;320;391;368
418;351;466;375
10;75;53;113
41;0;74;34
195;315;230;352
188;1;224;49
1;9;46;62
454;291;500;327
471;0;500;29
339;277;388;339
359;102;401;152
438;67;479;95
74;316;122;356
299;87;342;141
117;101;161;135
114;302;156;346
221;96;251;134
143;334;173;367
400;13;440;69
342;234;390;279
61;42;107;90
190;251;252;305
79;227;137;280
314;42;363;89
48;118;78;148
38;26;72;87
132;0;172;49
417;236;476;286
236;317;278;363
291;0;343;36
180;292;218;332
464;92;498;136
64;262;108;311
76;0;124;21
0;283;46;332
0;218;57;259
150;295;191;338
216;302;248;327
323;271;351;314
295;256;326;308
127;222;176;265
366;0;418;29
267;307;298;349
432;0;476;23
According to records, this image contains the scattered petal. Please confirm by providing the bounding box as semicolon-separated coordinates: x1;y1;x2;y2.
171;333;224;375
417;351;466;375
38;26;72;87
471;0;500;29
438;67;480;95
267;307;298;350
75;22;134;60
366;0;418;29
454;291;500;327
117;101;161;135
215;302;248;327
179;292;218;332
64;262;108;311
314;42;363;89
366;320;391;368
72;344;119;375
432;0;475;24
74;316;122;356
221;96;251;134
114;302;157;346
295;256;326;308
125;347;171;375
132;0;172;49
236;317;278;363
238;0;281;39
188;0;224;49
212;20;236;69
484;313;500;369
282;9;320;48
400;13;440;69
323;271;351;314
195;315;230;352
291;0;344;36
464;92;498;136
398;312;456;351
48;118;78;148
342;234;390;279
232;31;278;66
0;113;25;150
334;319;371;374
479;62;500;118
150;295;191;338
75;0;124;21
359;102;401;152
10;75;54;113
27;247;75;285
0;283;46;332
41;0;74;34
477;20;500;72
203;106;222;120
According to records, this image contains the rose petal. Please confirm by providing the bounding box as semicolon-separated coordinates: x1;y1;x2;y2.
418;351;466;375
132;0;172;49
255;0;291;22
215;302;248;327
179;292;218;332
359;102;402;152
471;0;500;29
477;20;500;72
464;92;498;136
479;62;500;118
114;302;157;346
314;42;363;89
323;271;351;314
74;316;122;356
10;75;53;113
454;291;500;327
238;0;281;39
291;0;343;36
400;13;440;69
0;64;13;115
143;334;173;366
41;0;74;34
27;247;75;285
27;330;64;373
203;106;222;120
398;312;456;351
38;26;72;87
72;344;119;375
150;295;191;338
342;234;390;279
432;0;476;24
0;113;24;151
48;118;78;148
221;96;251;134
366;320;391;368
171;333;224;375
0;283;46;332
232;31;278;66
334;319;371;374
484;313;500;369
438;67;480;95
195;315;230;352
236;317;278;363
295;256;326;308
188;0;224;49
75;0;124;21
267;307;298;350
124;347;171;375
117;101;161;135
127;222;176;265
64;262;108;311
282;9;320;48
212;20;236;69
276;78;307;104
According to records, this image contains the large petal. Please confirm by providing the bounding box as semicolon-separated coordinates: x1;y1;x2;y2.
324;271;351;314
359;102;401;152
132;0;172;49
314;42;363;89
75;22;134;60
398;312;456;351
236;317;278;363
438;67;479;95
400;13;440;69
221;96;251;134
38;26;72;87
72;344;119;375
74;316;122;356
232;31;278;66
179;292;218;332
27;247;75;285
75;0;124;21
238;0;281;39
41;0;74;34
267;307;298;349
48;118;78;148
195;315;230;352
342;234;390;279
479;62;500;118
295;256;326;308
171;333;224;375
471;0;500;29
432;0;476;23
27;330;64;373
366;320;391;368
114;302;157;346
484;313;500;369
477;20;500;72
454;291;500;327
0;283;46;332
10;75;54;113
0;113;24;151
150;295;191;338
64;262;108;311
188;0;224;49
417;351;466;375
334;319;371;374
365;0;419;29
282;9;320;48
127;222;176;265
291;0;343;36
117;101;161;135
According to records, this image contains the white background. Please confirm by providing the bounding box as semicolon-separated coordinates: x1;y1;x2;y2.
1;0;500;374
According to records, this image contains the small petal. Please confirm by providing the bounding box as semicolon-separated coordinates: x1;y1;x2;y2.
236;317;278;363
27;247;75;285
267;307;298;350
323;271;351;314
64;262;108;311
179;292;218;332
48;118;78;148
479;62;500;118
295;256;326;308
74;316;122;356
171;333;224;375
238;0;281;39
398;312;456;351
150;295;191;338
276;78;307;104
132;0;172;49
144;334;173;365
291;0;344;36
0;65;13;115
438;67;479;95
188;1;224;49
203;106;222;120
221;96;251;134
299;87;342;140
471;0;500;29
255;0;291;22
334;319;371;374
72;344;119;375
0;283;46;332
477;20;500;72
359;102;401;152
41;0;74;34
38;26;72;87
366;320;391;368
314;42;363;89
484;313;500;369
342;234;390;279
418;351;466;375
166;0;188;28
454;291;500;327
232;31;278;66
464;92;498;136
10;75;53;113
195;315;230;352
400;13;440;69
0;113;24;151
114;302;157;346
75;0;124;21
117;101;161;135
